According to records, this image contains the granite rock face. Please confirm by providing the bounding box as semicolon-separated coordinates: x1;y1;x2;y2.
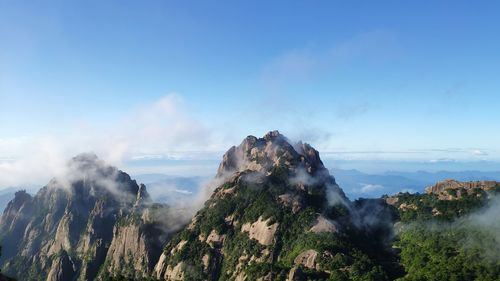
217;130;326;178
0;153;176;281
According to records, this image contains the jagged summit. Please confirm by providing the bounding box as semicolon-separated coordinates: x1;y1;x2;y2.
45;152;149;203
217;130;326;178
214;131;342;209
71;151;100;164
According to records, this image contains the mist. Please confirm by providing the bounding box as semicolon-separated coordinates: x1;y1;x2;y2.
398;194;500;262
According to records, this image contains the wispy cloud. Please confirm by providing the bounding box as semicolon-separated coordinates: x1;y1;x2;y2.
321;148;499;161
429;158;457;163
335;102;371;121
260;29;401;92
253;30;401;149
0;93;222;188
472;149;488;156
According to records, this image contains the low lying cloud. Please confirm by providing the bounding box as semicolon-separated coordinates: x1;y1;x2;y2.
399;195;500;262
464;195;500;261
472;149;488;156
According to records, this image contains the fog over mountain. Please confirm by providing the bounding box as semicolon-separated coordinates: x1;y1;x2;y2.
1;131;498;280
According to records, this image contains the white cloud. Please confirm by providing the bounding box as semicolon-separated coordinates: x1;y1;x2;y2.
472;149;488;156
0;136;69;187
0;93;221;188
123;94;212;151
172;188;193;195
359;183;384;193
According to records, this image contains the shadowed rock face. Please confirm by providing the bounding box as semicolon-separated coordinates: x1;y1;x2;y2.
0;273;15;281
0;153;173;281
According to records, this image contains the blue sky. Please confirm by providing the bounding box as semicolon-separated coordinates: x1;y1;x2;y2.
1;1;500;186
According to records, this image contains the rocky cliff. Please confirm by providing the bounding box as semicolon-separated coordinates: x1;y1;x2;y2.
0;153;181;281
152;131;400;280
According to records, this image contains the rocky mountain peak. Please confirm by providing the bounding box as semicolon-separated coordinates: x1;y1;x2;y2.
216;130;326;178
43;153;148;204
9;190;32;208
152;132;399;281
0;153;167;281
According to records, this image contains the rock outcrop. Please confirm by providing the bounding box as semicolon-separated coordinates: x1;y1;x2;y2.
425;179;499;200
294;249;319;269
240;216;278;246
309;214;338;233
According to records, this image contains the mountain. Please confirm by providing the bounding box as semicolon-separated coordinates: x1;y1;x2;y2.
152;131;401;280
0;153;187;281
386;180;500;280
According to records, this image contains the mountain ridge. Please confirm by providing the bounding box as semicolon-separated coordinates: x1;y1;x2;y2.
1;131;498;280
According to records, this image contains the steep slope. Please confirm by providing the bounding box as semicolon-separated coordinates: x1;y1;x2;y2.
153;131;401;281
0;153;182;281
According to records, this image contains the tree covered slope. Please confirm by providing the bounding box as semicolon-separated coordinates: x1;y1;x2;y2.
387;181;500;281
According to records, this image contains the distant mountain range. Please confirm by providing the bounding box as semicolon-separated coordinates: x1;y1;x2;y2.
135;169;500;203
3;169;499;212
333;169;500;198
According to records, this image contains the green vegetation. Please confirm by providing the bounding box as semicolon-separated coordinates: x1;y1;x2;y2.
159;169;401;281
391;189;490;222
396;224;500;281
392;189;500;281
